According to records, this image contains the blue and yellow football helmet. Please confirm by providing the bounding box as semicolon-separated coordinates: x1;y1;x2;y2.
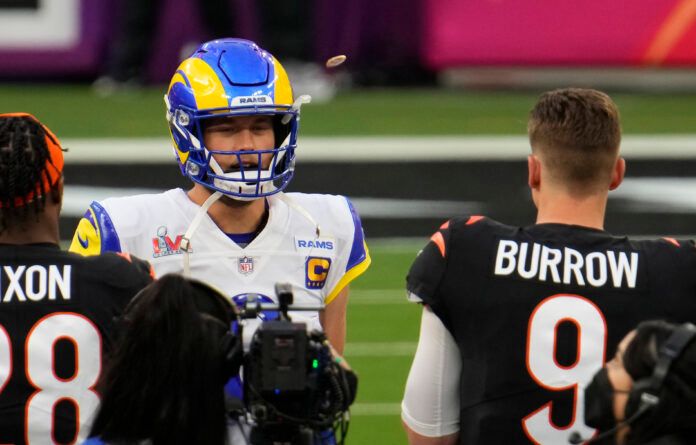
165;38;309;200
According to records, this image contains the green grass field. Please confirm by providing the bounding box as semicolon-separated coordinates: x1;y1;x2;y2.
3;84;696;136
344;240;423;444
6;84;696;443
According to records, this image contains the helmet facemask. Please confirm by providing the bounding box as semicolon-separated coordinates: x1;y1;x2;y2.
167;100;307;201
203;114;296;201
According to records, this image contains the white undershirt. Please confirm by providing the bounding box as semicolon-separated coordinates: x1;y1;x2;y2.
401;304;462;437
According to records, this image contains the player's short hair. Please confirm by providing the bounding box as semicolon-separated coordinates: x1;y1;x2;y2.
528;88;621;193
0;113;65;233
622;320;696;444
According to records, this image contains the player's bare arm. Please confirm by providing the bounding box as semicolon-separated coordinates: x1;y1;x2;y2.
320;286;350;354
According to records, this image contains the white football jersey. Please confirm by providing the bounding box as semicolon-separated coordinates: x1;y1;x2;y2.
70;188;371;339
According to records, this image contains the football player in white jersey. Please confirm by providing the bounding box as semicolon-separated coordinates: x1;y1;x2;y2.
69;38;371;354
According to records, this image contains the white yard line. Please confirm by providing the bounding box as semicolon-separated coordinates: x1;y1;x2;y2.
62;135;696;163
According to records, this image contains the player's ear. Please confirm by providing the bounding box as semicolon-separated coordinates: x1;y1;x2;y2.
609;157;625;191
528;154;541;190
49;176;63;207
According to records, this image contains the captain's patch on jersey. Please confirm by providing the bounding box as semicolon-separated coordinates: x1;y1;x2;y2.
305;257;331;289
152;226;187;258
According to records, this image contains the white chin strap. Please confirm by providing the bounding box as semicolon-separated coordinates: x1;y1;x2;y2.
180;190;223;277
208;156;277;201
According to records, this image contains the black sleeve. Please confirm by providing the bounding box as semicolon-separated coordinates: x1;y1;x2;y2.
406;224;450;316
97;252;155;295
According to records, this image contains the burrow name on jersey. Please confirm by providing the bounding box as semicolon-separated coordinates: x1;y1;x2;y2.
494;240;639;288
1;265;71;303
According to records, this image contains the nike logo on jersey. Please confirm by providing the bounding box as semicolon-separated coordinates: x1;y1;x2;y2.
77;232;89;249
1;265;72;303
494;240;639;289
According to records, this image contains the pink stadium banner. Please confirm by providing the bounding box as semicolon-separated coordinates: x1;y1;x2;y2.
422;0;696;68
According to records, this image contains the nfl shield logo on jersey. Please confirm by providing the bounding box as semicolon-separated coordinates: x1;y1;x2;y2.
238;256;254;275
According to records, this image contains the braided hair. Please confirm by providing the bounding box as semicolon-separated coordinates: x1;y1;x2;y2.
0;115;64;233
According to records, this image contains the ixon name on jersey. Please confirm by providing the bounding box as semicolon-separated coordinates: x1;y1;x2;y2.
0;265;71;303
494;240;638;288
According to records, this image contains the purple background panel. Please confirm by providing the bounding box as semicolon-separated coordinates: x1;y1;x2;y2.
313;0;423;71
0;0;110;77
144;0;261;82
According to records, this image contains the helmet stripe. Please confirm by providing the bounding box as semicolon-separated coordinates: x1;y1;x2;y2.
168;71;191;92
174;58;228;110
272;57;294;106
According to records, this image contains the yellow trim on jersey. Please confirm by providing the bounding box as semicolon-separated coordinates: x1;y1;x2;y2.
325;241;372;305
68;209;102;256
272;57;293;105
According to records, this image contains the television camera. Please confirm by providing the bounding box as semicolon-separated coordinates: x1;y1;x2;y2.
234;283;357;445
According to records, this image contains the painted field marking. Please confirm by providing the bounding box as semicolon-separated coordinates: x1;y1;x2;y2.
62;135;696;163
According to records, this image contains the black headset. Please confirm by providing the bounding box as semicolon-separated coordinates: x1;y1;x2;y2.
623;322;696;418
569;322;696;444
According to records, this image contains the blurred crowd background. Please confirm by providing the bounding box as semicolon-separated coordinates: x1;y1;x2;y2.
3;0;696;94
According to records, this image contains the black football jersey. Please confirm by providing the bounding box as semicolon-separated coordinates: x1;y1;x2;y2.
407;217;696;445
0;244;153;445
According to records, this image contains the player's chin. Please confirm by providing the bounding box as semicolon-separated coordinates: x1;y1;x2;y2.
220;194;259;207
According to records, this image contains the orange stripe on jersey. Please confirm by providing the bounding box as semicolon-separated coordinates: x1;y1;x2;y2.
116;252;132;262
466;215;484;225
440;220;450;230
663;237;680;247
431;232;446;257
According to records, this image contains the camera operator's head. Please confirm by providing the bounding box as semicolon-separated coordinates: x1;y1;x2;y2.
583;320;696;445
89;274;242;445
